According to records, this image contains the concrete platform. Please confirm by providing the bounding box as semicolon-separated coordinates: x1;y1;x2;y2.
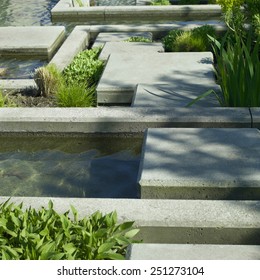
132;83;221;108
139;128;260;199
0;197;260;245
92;31;153;48
98;42;163;61
127;244;260;260
97;52;216;104
0;26;65;59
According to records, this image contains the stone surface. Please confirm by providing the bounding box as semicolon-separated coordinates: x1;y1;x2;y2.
92;31;153;48
0;197;259;244
98;41;163;60
127;244;260;260
97;52;216;104
0;26;65;59
139;128;260;199
132;83;221;108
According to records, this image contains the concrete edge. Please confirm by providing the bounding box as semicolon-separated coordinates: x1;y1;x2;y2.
0;107;252;133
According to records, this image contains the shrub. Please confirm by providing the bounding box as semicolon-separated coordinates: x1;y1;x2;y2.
163;25;216;52
56;84;96;107
63;47;104;88
0;199;140;260
125;36;152;43
150;0;171;5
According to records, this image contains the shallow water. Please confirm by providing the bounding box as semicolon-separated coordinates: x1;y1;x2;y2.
0;134;142;198
96;0;136;5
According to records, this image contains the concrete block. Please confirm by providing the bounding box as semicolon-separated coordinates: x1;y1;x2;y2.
132;83;221;108
250;108;260;129
127;244;260;260
0;197;259;244
0;26;65;59
0;79;37;91
98;42;163;60
139;128;260;199
97;52;216;104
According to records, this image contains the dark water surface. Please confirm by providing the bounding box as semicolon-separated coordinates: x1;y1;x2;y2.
0;134;142;198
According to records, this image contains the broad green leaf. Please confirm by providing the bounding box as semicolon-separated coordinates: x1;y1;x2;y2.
98;242;115;254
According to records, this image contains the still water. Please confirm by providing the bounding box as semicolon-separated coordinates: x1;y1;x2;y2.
0;134;142;198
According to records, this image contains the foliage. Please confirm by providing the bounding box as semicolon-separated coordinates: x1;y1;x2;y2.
56;84;96;107
0;90;16;107
34;64;64;97
150;0;171;5
0;199;140;260
125;36;152;43
63;47;104;88
163;25;216;52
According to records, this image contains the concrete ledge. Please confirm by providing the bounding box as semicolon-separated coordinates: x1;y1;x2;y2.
51;4;222;23
127;244;260;260
0;197;259;244
0;107;251;133
0;79;37;91
250;108;260;129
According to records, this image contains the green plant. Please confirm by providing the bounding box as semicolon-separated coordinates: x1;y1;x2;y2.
63;47;104;88
124;36;152;43
0;199;140;260
56;84;96;107
34;64;64;97
150;0;171;5
0;90;17;107
163;25;216;52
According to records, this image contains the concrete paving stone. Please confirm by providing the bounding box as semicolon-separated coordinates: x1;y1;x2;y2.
92;31;153;48
132;83;221;108
139;128;260;199
98;41;163;61
0;197;260;244
127;244;260;260
0;79;37;91
250;108;260;129
0;26;65;59
97;52;216;104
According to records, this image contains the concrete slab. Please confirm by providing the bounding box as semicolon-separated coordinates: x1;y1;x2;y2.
132;83;221;108
97;52;216;104
0;197;260;244
139;128;260;199
127;244;260;260
250;108;260;129
98;42;163;61
0;79;37;91
92;31;153;48
0;107;251;133
0;26;65;59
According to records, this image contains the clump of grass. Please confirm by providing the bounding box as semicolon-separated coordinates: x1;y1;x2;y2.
150;0;171;5
163;25;216;52
124;36;152;43
0;90;16;107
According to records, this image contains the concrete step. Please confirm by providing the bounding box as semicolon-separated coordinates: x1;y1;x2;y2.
1;197;260;245
0;26;65;59
97;52;216;104
138;128;260;200
127;244;260;260
132;83;221;108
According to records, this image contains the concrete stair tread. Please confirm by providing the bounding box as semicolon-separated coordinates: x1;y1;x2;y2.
127;244;260;260
139;128;260;199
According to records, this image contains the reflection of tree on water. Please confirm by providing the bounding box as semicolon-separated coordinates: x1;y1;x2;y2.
0;0;59;27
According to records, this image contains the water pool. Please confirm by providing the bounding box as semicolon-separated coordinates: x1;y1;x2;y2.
0;134;142;198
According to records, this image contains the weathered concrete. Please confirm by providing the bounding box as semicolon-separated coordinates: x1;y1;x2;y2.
92;31;153;48
132;83;221;108
0;79;37;91
250;108;260;129
139;128;260;199
98;42;163;60
0;197;259;244
97;52;216;104
127;244;260;260
0;108;251;133
51;4;222;23
0;26;65;59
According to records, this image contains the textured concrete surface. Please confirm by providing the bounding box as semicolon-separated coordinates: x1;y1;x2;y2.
127;244;260;260
0;79;37;91
98;41;163;60
92;31;153;48
132;83;221;108
0;107;251;133
0;197;259;244
97;52;216;104
139;128;260;199
250;108;260;129
0;26;65;59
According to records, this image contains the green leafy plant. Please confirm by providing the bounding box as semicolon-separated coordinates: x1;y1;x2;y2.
163;25;216;52
124;36;152;43
0;199;140;260
150;0;171;5
0;90;17;107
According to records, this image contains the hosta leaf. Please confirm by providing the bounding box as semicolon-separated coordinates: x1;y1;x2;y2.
124;229;140;239
119;221;134;231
